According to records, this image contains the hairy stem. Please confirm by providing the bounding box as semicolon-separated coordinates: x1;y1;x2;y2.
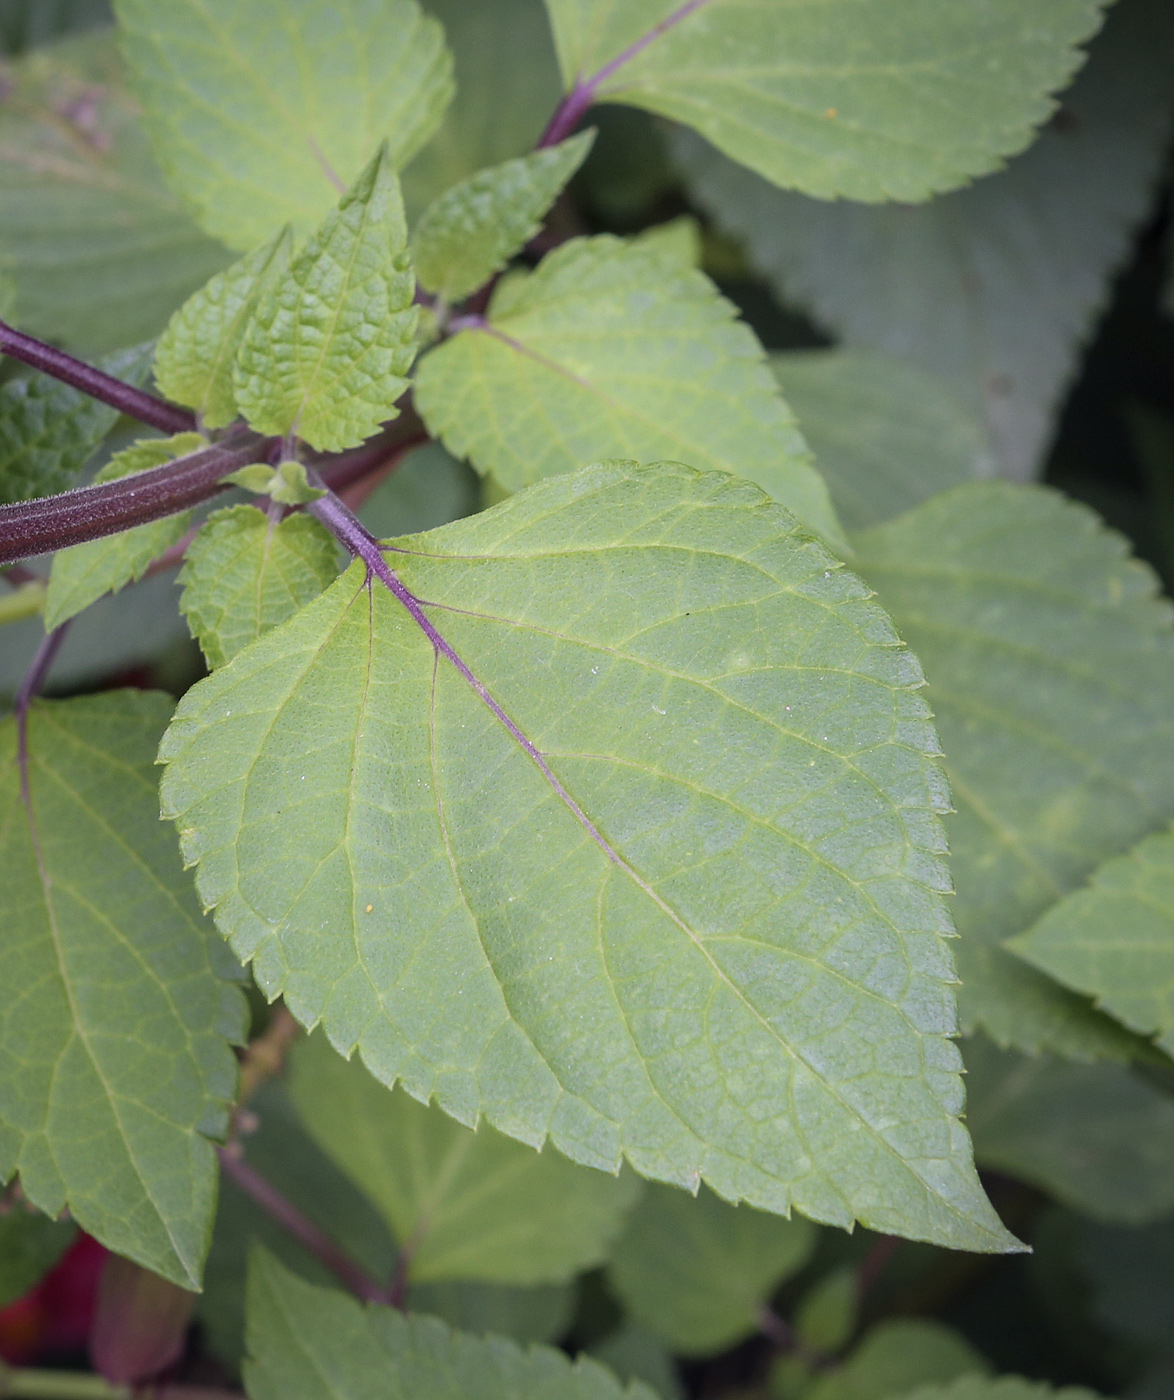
0;322;196;435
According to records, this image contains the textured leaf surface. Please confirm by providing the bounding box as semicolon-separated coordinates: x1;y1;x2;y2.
233;147;417;453
543;0;1103;201
606;1182;816;1354
414;132;594;303
963;1035;1174;1226
0;692;246;1287
246;1249;656;1400
676;0;1174;477
161;461;1012;1253
0;1210;76;1308
290;1033;639;1286
179;506;338;670
114;0;452;250
44;432;206;630
0;32;229;355
902;1379;1102;1400
771;352;993;533
854;482;1174;1060
414;236;841;546
1009;827;1174;1055
154;230;293;431
807;1320;986;1400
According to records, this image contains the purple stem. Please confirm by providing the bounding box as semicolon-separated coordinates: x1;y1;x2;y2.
539;0;713;146
0;321;197;435
16;623;70;803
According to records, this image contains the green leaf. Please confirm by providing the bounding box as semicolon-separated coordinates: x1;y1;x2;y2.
113;0;453;251
771;353;993;533
806;1320;987;1400
963;1034;1174;1226
676;0;1174;477
414;132;595;304
0;32;229;356
796;1267;858;1355
154;229;294;431
1008;826;1174;1055
899;1374;1103;1400
542;0;1104;202
0;1210;76;1308
853;482;1174;1060
233;145;417;453
43;432;206;630
0;343;152;504
223;462;326;507
407;1279;575;1349
288;1032;640;1287
0;692;247;1288
414;236;842;546
589;1326;682;1400
633;218;703;270
606;1182;816;1356
245;1248;657;1400
0;0;110;54
179;505;339;671
160;460;1015;1255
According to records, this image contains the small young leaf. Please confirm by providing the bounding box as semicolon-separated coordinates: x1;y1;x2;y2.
245;1248;657;1400
414;132;595;303
541;0;1105;201
795;1268;858;1355
43;432;206;631
289;1033;640;1287
114;0;453;250
0;1211;76;1309
414;235;841;546
606;1183;816;1356
233;145;417;453
0;692;247;1287
179;505;339;670
222;462;325;506
154;229;294;430
806;1319;987;1400
160;461;1014;1254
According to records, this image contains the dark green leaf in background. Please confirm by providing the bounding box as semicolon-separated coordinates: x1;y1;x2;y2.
0;1209;76;1308
806;1319;988;1400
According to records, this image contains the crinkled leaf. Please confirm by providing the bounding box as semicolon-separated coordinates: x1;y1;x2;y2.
902;1378;1103;1400
771;352;994;533
154;229;293;431
0;1210;76;1308
676;0;1174;477
414;236;841;546
289;1033;639;1286
606;1182;816;1355
114;0;453;250
542;0;1104;202
245;1248;657;1400
1009;828;1174;1056
233;146;417;453
854;482;1174;1060
179;505;338;670
963;1034;1174;1226
44;432;206;630
0;692;247;1288
414;132;594;303
807;1320;987;1400
0;32;229;355
160;461;1013;1253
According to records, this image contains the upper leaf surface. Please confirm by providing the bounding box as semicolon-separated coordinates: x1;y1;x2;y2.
0;692;246;1287
289;1033;639;1286
854;482;1174;1061
1009;827;1174;1057
233;146;417;453
413;235;842;547
113;0;453;250
414;132;595;303
161;460;1012;1253
245;1248;656;1400
542;0;1105;202
606;1182;816;1355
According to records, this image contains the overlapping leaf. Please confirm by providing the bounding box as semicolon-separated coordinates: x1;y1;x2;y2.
414;237;841;546
807;1320;986;1400
161;461;1012;1253
0;692;246;1287
0;1211;76;1308
854;482;1174;1059
542;0;1104;201
114;0;452;250
677;0;1174;477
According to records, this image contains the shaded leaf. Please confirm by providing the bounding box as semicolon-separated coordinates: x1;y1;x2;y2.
902;1374;1103;1400
114;0;453;250
796;1267;857;1355
806;1319;987;1400
1076;1215;1174;1351
0;0;110;54
588;1326;682;1400
0;692;247;1287
161;461;1014;1254
406;1279;575;1349
356;440;479;542
0;1209;76;1308
414;236;841;546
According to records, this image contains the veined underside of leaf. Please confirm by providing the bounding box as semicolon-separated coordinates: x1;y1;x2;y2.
161;463;1015;1253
